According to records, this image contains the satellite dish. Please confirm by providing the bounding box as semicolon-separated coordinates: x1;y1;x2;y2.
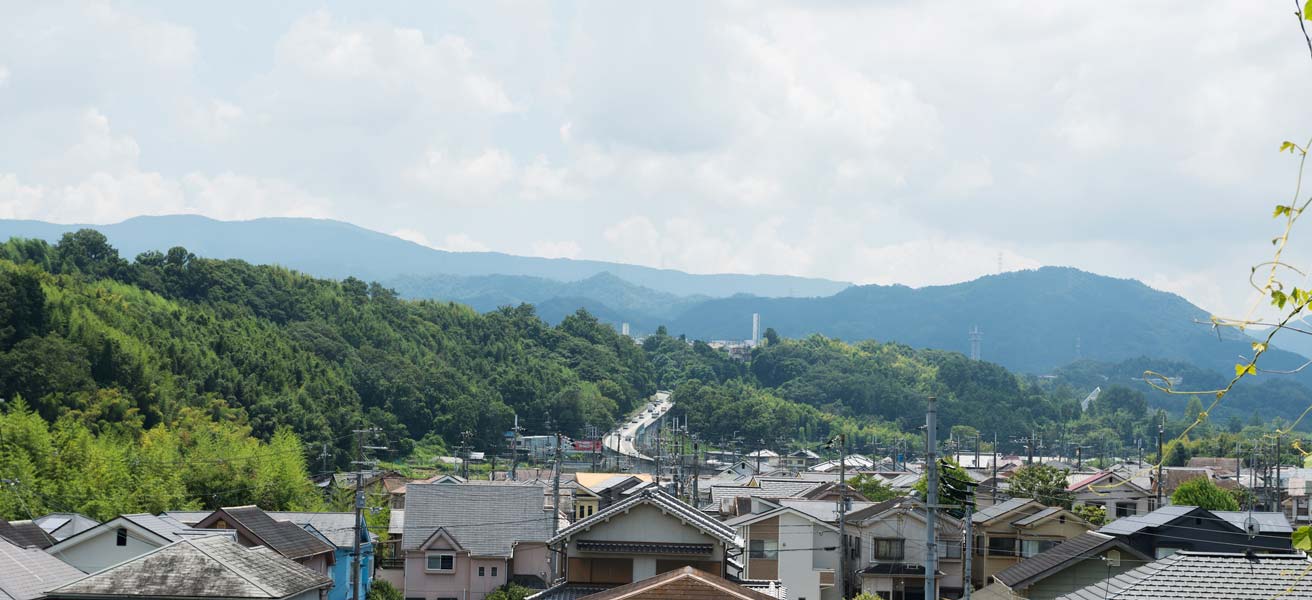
1245;514;1261;539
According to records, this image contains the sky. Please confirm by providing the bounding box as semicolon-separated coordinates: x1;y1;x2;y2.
2;1;1312;317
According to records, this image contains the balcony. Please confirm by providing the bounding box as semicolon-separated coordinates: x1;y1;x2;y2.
378;557;405;570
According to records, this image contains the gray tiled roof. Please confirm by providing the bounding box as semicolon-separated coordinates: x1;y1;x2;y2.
47;535;330;599
1012;506;1062;527
266;512;371;548
33;514;98;542
1097;505;1204;536
972;498;1033;524
200;507;335;561
551;488;738;547
1211;511;1293;534
1054;551;1312;599
993;532;1150;588
403;483;553;556
776;499;876;524
0;537;84;600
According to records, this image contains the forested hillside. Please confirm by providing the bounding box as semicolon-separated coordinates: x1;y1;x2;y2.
0;231;1303;523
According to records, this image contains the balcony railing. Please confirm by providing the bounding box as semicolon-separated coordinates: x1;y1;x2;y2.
378;557;405;570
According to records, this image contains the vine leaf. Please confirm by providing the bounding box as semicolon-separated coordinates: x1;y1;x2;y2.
1294;526;1312;551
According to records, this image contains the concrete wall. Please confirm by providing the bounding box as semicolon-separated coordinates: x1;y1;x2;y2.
511;542;550;584
50;526;164;573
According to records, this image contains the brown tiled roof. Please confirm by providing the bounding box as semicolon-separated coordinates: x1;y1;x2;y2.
577;567;778;600
196;507;334;561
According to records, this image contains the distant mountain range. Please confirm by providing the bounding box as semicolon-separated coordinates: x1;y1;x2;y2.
3;215;1305;383
0;215;850;298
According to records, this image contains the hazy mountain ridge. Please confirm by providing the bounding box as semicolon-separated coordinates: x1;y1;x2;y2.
0;215;852;298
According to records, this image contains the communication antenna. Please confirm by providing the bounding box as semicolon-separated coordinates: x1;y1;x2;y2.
969;326;982;361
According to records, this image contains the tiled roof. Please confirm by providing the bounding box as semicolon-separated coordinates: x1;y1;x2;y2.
575;566;780;600
265;512;370;548
1097;505;1204;536
1211;510;1293;534
993;532;1150;588
0;520;53;550
574;540;713;555
1054;551;1312;599
32;514;98;542
0;537;84;600
528;582;615;600
1012;506;1063;527
198;507;334;561
972;498;1034;524
775;499;877;524
550;488;738;547
403;483;553;556
47;535;331;599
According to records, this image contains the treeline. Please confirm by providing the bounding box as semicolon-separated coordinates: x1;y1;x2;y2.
0;231;653;469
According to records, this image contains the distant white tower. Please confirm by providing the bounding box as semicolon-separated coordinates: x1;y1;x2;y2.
969;325;982;361
751;313;761;345
621;322;630;337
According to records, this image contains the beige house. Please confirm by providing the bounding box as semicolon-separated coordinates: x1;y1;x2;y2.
970;498;1091;588
1066;471;1153;521
845;498;965;600
533;488;750;600
726;501;840;600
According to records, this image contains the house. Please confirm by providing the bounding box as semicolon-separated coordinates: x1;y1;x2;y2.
0;519;55;549
401;483;556;600
781;450;822;472
810;455;876;473
534;488;751;600
573;474;653;520
194;507;337;578
1066;470;1153;521
726;500;841;600
1096;505;1291;558
1053;551;1312;599
44;513;221;574
976;531;1151;600
45;535;332;600
845;498;965;600
971;498;1092;588
0;536;85;600
266;512;375;600
575;567;784;600
746;450;781;471
1152;467;1238;500
32;514;99;542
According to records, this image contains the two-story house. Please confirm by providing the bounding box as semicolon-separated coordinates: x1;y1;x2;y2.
193;507;337;579
1066;470;1153;521
45;513;220;574
573;474;652;520
845;498;965;600
1096;504;1292;558
402;483;556;600
533;488;754;600
726;499;841;600
971;498;1091;588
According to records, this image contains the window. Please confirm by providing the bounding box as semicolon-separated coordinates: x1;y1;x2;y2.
491;567;498;577
1021;539;1059;558
939;542;962;559
116;529;128;546
749;539;778;559
478;567;486;577
426;553;455;572
1116;502;1137;518
872;538;904;561
1155;546;1183;559
987;537;1017;557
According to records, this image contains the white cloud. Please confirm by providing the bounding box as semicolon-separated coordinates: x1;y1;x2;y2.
0;65;9;88
406;148;516;202
391;228;434;248
437;233;489;253
531;240;582;259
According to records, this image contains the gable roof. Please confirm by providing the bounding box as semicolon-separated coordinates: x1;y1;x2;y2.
972;498;1036;524
1054;551;1312;599
1211;510;1293;534
263;512;370;549
46;535;331;599
1067;470;1150;495
0;520;54;550
775;499;878;524
196;507;334;561
722;505;839;531
1097;505;1212;536
577;566;778;600
550;488;738;548
49;514;220;555
32;514;98;542
0;537;84;600
403;483;554;556
993;531;1151;589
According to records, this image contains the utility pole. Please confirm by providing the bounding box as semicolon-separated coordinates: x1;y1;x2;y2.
830;433;849;600
1276;433;1283;513
509;414;523;481
550;432;563;579
691;440;700;507
1156;421;1164;508
351;427;386;600
963;499;974;600
991;433;998;504
925;396;939;600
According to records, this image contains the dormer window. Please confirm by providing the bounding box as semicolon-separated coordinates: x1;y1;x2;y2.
116;528;127;546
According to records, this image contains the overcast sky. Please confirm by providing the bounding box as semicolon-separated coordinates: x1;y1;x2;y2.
2;2;1312;316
